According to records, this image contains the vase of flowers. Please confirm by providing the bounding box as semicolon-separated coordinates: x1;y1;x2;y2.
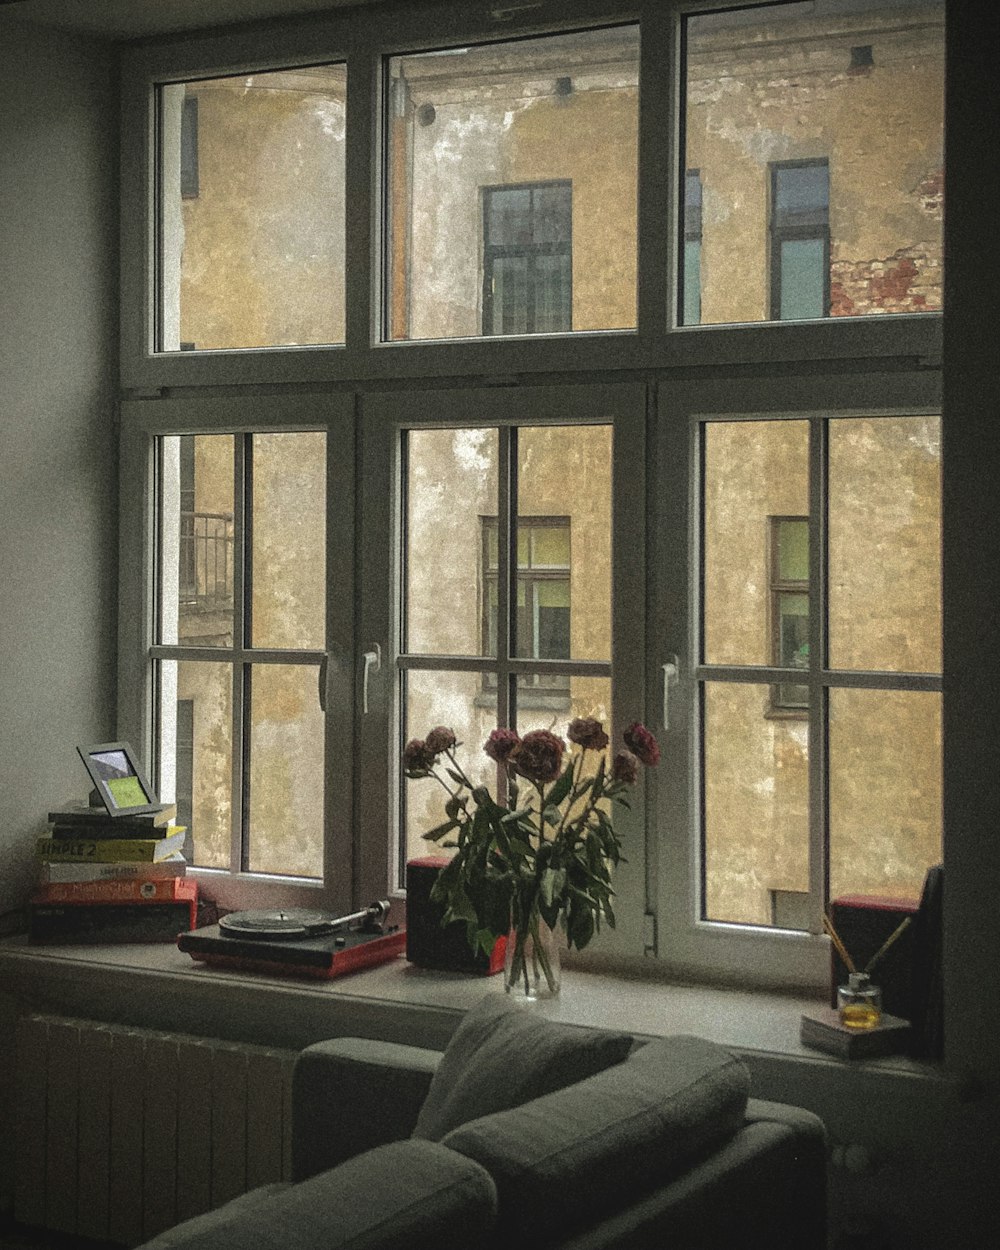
402;717;660;999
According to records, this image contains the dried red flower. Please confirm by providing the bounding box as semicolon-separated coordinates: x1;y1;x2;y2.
425;726;457;754
402;738;438;777
623;722;660;767
484;728;521;764
567;717;609;751
611;749;640;785
512;729;566;785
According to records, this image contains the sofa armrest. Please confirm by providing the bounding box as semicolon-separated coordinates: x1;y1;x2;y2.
559;1104;827;1250
292;1037;441;1181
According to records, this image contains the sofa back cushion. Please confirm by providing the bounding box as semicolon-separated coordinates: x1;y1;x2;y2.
441;1034;750;1244
137;1139;497;1250
412;993;633;1141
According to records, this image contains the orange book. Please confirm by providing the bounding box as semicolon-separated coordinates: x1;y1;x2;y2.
32;877;196;906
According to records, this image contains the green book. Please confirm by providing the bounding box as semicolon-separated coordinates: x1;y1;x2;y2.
37;828;187;863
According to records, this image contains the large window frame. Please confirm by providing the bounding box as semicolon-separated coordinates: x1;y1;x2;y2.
653;370;942;988
115;0;945;988
117;394;357;916
355;384;647;953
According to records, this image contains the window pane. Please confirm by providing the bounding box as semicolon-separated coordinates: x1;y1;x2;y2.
157;659;232;870
776;518;808;581
703;421;809;666
158;65;347;351
250;431;326;650
829;688;941;902
703;682;809;926
517;426;610;662
779;238;826;321
683;1;944;325
773;162;829;225
247;663;324;877
386;26;639;340
517;676;612;740
491;255;530;336
401;669;498;868
828;416;941;672
406;428;499;656
159;435;234;648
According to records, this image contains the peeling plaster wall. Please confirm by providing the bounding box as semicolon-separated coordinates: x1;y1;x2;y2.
687;10;944;323
176;67;347;350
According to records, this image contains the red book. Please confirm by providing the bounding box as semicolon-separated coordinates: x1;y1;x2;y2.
32;877;194;905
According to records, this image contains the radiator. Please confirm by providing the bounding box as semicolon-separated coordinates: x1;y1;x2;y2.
14;1013;297;1246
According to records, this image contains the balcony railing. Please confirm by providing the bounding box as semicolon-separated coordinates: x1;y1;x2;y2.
178;511;234;610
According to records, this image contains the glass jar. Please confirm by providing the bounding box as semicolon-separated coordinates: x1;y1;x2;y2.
837;972;882;1029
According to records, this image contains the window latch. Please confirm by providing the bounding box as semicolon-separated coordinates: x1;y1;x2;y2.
318;655;329;713
362;645;382;715
662;655;679;731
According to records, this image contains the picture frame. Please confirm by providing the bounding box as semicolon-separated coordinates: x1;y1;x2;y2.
76;741;162;818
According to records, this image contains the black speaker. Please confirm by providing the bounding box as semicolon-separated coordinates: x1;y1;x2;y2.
405;857;505;975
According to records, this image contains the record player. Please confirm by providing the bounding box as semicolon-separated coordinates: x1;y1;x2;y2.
178;900;405;979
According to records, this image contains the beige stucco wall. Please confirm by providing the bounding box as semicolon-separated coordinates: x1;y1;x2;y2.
175;67;346;350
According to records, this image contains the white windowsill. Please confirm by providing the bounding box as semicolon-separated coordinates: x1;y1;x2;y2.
0;935;952;1091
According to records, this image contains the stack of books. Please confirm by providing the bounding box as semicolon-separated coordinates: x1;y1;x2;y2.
29;801;198;944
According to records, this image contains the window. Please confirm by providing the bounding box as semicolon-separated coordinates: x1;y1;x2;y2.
157;63;347;352
683;5;942;326
482;517;572;702
356;386;639;915
482;183;572;337
119;1;945;986
681;170;702;326
654;380;942;984
130;410;355;913
385;26;638;341
768;516;809;713
770;161;830;321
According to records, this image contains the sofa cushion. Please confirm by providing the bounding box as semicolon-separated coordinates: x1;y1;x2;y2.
136;1139;497;1250
412;993;633;1142
441;1033;750;1244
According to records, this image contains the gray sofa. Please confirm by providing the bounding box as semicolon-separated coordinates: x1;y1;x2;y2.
139;995;827;1250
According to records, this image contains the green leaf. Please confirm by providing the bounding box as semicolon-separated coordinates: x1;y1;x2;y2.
546;763;575;808
422;818;459;842
542;805;561;828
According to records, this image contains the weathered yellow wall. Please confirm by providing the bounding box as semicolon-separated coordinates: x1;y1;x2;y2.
687;13;943;323
177;68;346;350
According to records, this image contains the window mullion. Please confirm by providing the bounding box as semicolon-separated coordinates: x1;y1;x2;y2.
807;416;828;934
497;427;515;728
230;434;249;876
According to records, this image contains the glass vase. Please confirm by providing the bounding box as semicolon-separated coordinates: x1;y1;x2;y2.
504;915;561;1000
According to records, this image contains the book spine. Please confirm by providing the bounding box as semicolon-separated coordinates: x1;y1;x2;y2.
48;822;178;842
32;879;194;904
28;899;198;944
37;831;185;862
40;859;187;883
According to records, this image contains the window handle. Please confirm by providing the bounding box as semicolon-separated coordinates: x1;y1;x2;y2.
362;645;382;715
662;655;679;731
318;655;328;713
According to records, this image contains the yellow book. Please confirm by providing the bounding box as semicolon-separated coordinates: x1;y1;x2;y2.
37;827;186;863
